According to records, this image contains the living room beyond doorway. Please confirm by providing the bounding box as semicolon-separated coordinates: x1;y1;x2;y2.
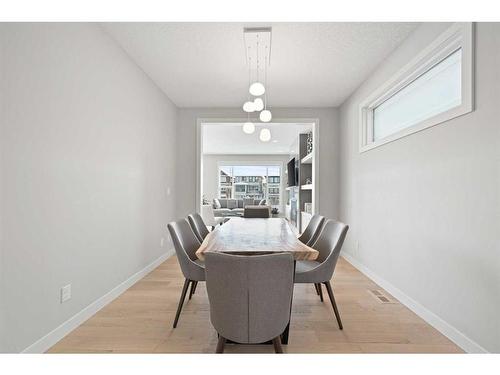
198;120;318;232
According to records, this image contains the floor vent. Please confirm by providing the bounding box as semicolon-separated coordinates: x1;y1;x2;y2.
368;289;397;304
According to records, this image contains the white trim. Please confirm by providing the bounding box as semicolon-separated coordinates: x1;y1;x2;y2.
359;22;475;153
341;252;488;353
21;249;174;353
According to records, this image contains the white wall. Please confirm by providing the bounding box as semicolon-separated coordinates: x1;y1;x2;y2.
202;154;290;211
177;108;340;219
339;22;500;353
0;23;178;352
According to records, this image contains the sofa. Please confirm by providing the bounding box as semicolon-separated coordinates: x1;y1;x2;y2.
213;198;267;217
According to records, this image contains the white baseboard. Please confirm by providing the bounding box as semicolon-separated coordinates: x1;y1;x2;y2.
22;249;175;354
341;253;488;353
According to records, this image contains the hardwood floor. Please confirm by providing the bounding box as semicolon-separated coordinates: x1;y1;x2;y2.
47;256;462;353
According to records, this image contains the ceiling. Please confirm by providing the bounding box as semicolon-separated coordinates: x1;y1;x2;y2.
202;123;312;155
102;23;419;108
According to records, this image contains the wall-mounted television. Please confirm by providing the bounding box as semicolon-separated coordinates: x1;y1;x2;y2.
287;158;298;187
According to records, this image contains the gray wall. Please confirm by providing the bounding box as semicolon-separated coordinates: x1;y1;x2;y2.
0;23;178;352
339;22;500;352
202;154;290;211
0;28;4;350
177;108;340;219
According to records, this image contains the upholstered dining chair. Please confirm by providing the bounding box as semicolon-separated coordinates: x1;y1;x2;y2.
294;219;349;330
205;252;295;353
298;214;325;246
201;204;228;230
167;219;206;328
187;213;210;244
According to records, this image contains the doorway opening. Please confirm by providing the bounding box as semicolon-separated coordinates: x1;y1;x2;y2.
197;119;319;232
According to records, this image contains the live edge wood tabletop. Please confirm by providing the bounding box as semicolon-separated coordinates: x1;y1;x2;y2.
196;217;318;261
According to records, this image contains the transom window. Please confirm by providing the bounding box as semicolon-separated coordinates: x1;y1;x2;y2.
359;23;474;152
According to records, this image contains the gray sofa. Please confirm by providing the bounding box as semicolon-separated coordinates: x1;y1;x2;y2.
213;198;265;217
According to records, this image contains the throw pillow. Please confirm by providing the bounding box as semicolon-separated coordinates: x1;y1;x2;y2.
213;198;221;209
243;198;254;207
227;199;237;209
259;199;267;206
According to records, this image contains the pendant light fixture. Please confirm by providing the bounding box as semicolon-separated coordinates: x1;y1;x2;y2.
249;37;265;96
259;128;271;142
243;101;255;112
259;110;272;122
243;122;255;134
242;55;255;133
253;97;264;111
249;82;265;96
259;48;272;122
242;28;272;129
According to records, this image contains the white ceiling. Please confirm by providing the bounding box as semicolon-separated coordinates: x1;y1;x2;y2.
202;123;312;155
102;23;419;108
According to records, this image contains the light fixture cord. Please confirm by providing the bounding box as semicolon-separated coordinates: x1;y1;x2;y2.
248;55;252;121
256;38;259;83
264;48;268;110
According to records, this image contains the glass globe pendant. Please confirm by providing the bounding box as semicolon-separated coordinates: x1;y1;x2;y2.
249;82;265;96
242;122;255;134
259;109;272;123
242;101;256;113
259;128;271;142
253;97;264;111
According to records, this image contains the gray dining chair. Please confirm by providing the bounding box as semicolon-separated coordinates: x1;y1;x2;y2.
205;252;295;353
298;214;325;246
187;213;210;244
167;218;206;328
294;219;349;330
243;206;271;218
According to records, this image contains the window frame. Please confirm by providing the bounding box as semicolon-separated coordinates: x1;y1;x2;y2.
216;161;283;209
358;22;474;153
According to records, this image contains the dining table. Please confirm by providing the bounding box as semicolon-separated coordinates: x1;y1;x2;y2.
196;217;319;344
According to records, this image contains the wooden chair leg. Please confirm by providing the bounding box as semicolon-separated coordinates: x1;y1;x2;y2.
216;336;226;353
317;283;324;302
173;278;190;328
272;337;283;353
314;283;320;295
189;280;197;300
324;281;343;330
192;281;198;294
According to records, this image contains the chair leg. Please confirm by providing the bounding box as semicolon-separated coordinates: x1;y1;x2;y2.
192;281;198;294
216;336;226;353
324;281;343;330
272;336;283;353
314;283;320;295
173;278;190;328
189;280;197;300
317;283;324;302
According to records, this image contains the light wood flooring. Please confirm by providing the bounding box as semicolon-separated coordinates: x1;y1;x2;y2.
48;256;462;353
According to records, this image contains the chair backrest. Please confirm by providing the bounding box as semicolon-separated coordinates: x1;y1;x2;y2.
244;206;271;218
205;252;294;344
201;204;216;226
167;219;202;278
187;213;209;243
298;214;325;246
311;219;349;273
